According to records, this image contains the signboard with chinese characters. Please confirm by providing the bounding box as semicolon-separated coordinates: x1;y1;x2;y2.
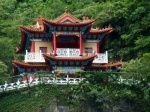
56;67;82;73
56;32;79;36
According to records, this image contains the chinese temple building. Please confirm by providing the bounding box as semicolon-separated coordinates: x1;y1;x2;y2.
13;8;122;77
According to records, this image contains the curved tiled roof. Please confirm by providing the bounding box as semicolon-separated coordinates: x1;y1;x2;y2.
13;60;122;69
20;25;44;33
12;60;53;75
15;29;25;54
43;53;97;61
43;19;94;26
84;61;122;70
12;60;50;68
43;53;97;66
89;27;113;34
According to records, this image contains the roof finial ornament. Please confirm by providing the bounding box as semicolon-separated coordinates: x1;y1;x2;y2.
82;16;86;20
108;24;111;28
65;7;68;13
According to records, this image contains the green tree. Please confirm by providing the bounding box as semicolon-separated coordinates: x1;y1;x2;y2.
122;53;150;81
0;38;15;73
0;60;9;84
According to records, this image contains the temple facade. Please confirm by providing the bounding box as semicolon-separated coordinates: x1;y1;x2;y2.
13;8;122;77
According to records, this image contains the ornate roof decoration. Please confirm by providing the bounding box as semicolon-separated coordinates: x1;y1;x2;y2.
89;26;113;34
84;61;122;71
43;53;97;66
43;53;97;61
13;60;53;75
20;25;44;32
31;16;45;31
53;7;82;23
13;60;50;67
43;18;94;26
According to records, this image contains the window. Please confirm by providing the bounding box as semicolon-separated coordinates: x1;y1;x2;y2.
85;48;93;53
39;47;47;53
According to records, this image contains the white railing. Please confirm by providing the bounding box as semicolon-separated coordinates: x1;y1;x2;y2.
1;76;147;93
0;76;85;92
24;48;80;62
24;49;108;63
56;48;80;57
93;51;108;63
25;50;45;62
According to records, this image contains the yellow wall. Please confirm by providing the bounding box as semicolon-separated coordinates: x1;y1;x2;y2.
34;41;97;53
35;41;52;53
82;42;97;53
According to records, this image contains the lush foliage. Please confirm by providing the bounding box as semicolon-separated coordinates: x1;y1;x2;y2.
0;84;67;112
122;53;150;78
0;61;9;84
67;72;150;112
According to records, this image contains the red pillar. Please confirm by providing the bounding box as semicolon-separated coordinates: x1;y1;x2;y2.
79;32;83;56
97;42;100;53
53;32;57;55
30;40;35;52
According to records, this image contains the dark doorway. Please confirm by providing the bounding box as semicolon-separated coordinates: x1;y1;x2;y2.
57;35;79;48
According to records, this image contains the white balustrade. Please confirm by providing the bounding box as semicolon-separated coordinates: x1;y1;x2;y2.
0;75;146;93
93;51;108;63
0;76;85;92
24;49;108;63
25;50;45;62
56;48;80;57
24;49;80;62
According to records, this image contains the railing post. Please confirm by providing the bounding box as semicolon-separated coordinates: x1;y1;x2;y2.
4;81;8;91
67;74;69;83
68;48;69;57
53;32;57;55
39;50;42;60
79;32;83;56
106;51;108;63
25;50;28;62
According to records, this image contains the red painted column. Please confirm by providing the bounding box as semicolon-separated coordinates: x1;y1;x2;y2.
30;40;35;52
79;32;83;56
97;42;100;53
53;32;57;55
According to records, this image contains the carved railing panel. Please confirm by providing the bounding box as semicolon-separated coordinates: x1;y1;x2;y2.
56;48;69;56
25;50;45;62
56;48;80;56
25;50;108;63
93;51;108;63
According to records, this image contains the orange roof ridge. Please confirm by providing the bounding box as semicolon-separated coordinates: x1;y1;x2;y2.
53;7;81;23
34;16;44;22
20;25;44;32
90;27;113;33
104;61;122;67
43;19;94;26
91;61;122;67
43;54;97;61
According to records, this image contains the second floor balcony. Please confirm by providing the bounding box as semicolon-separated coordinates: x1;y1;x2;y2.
24;48;108;63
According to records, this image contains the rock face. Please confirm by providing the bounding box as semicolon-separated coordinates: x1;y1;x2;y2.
37;98;69;112
54;106;69;112
38;106;69;112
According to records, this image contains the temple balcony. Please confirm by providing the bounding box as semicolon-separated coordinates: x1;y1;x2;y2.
24;50;45;63
92;51;108;64
24;49;108;63
56;48;80;57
